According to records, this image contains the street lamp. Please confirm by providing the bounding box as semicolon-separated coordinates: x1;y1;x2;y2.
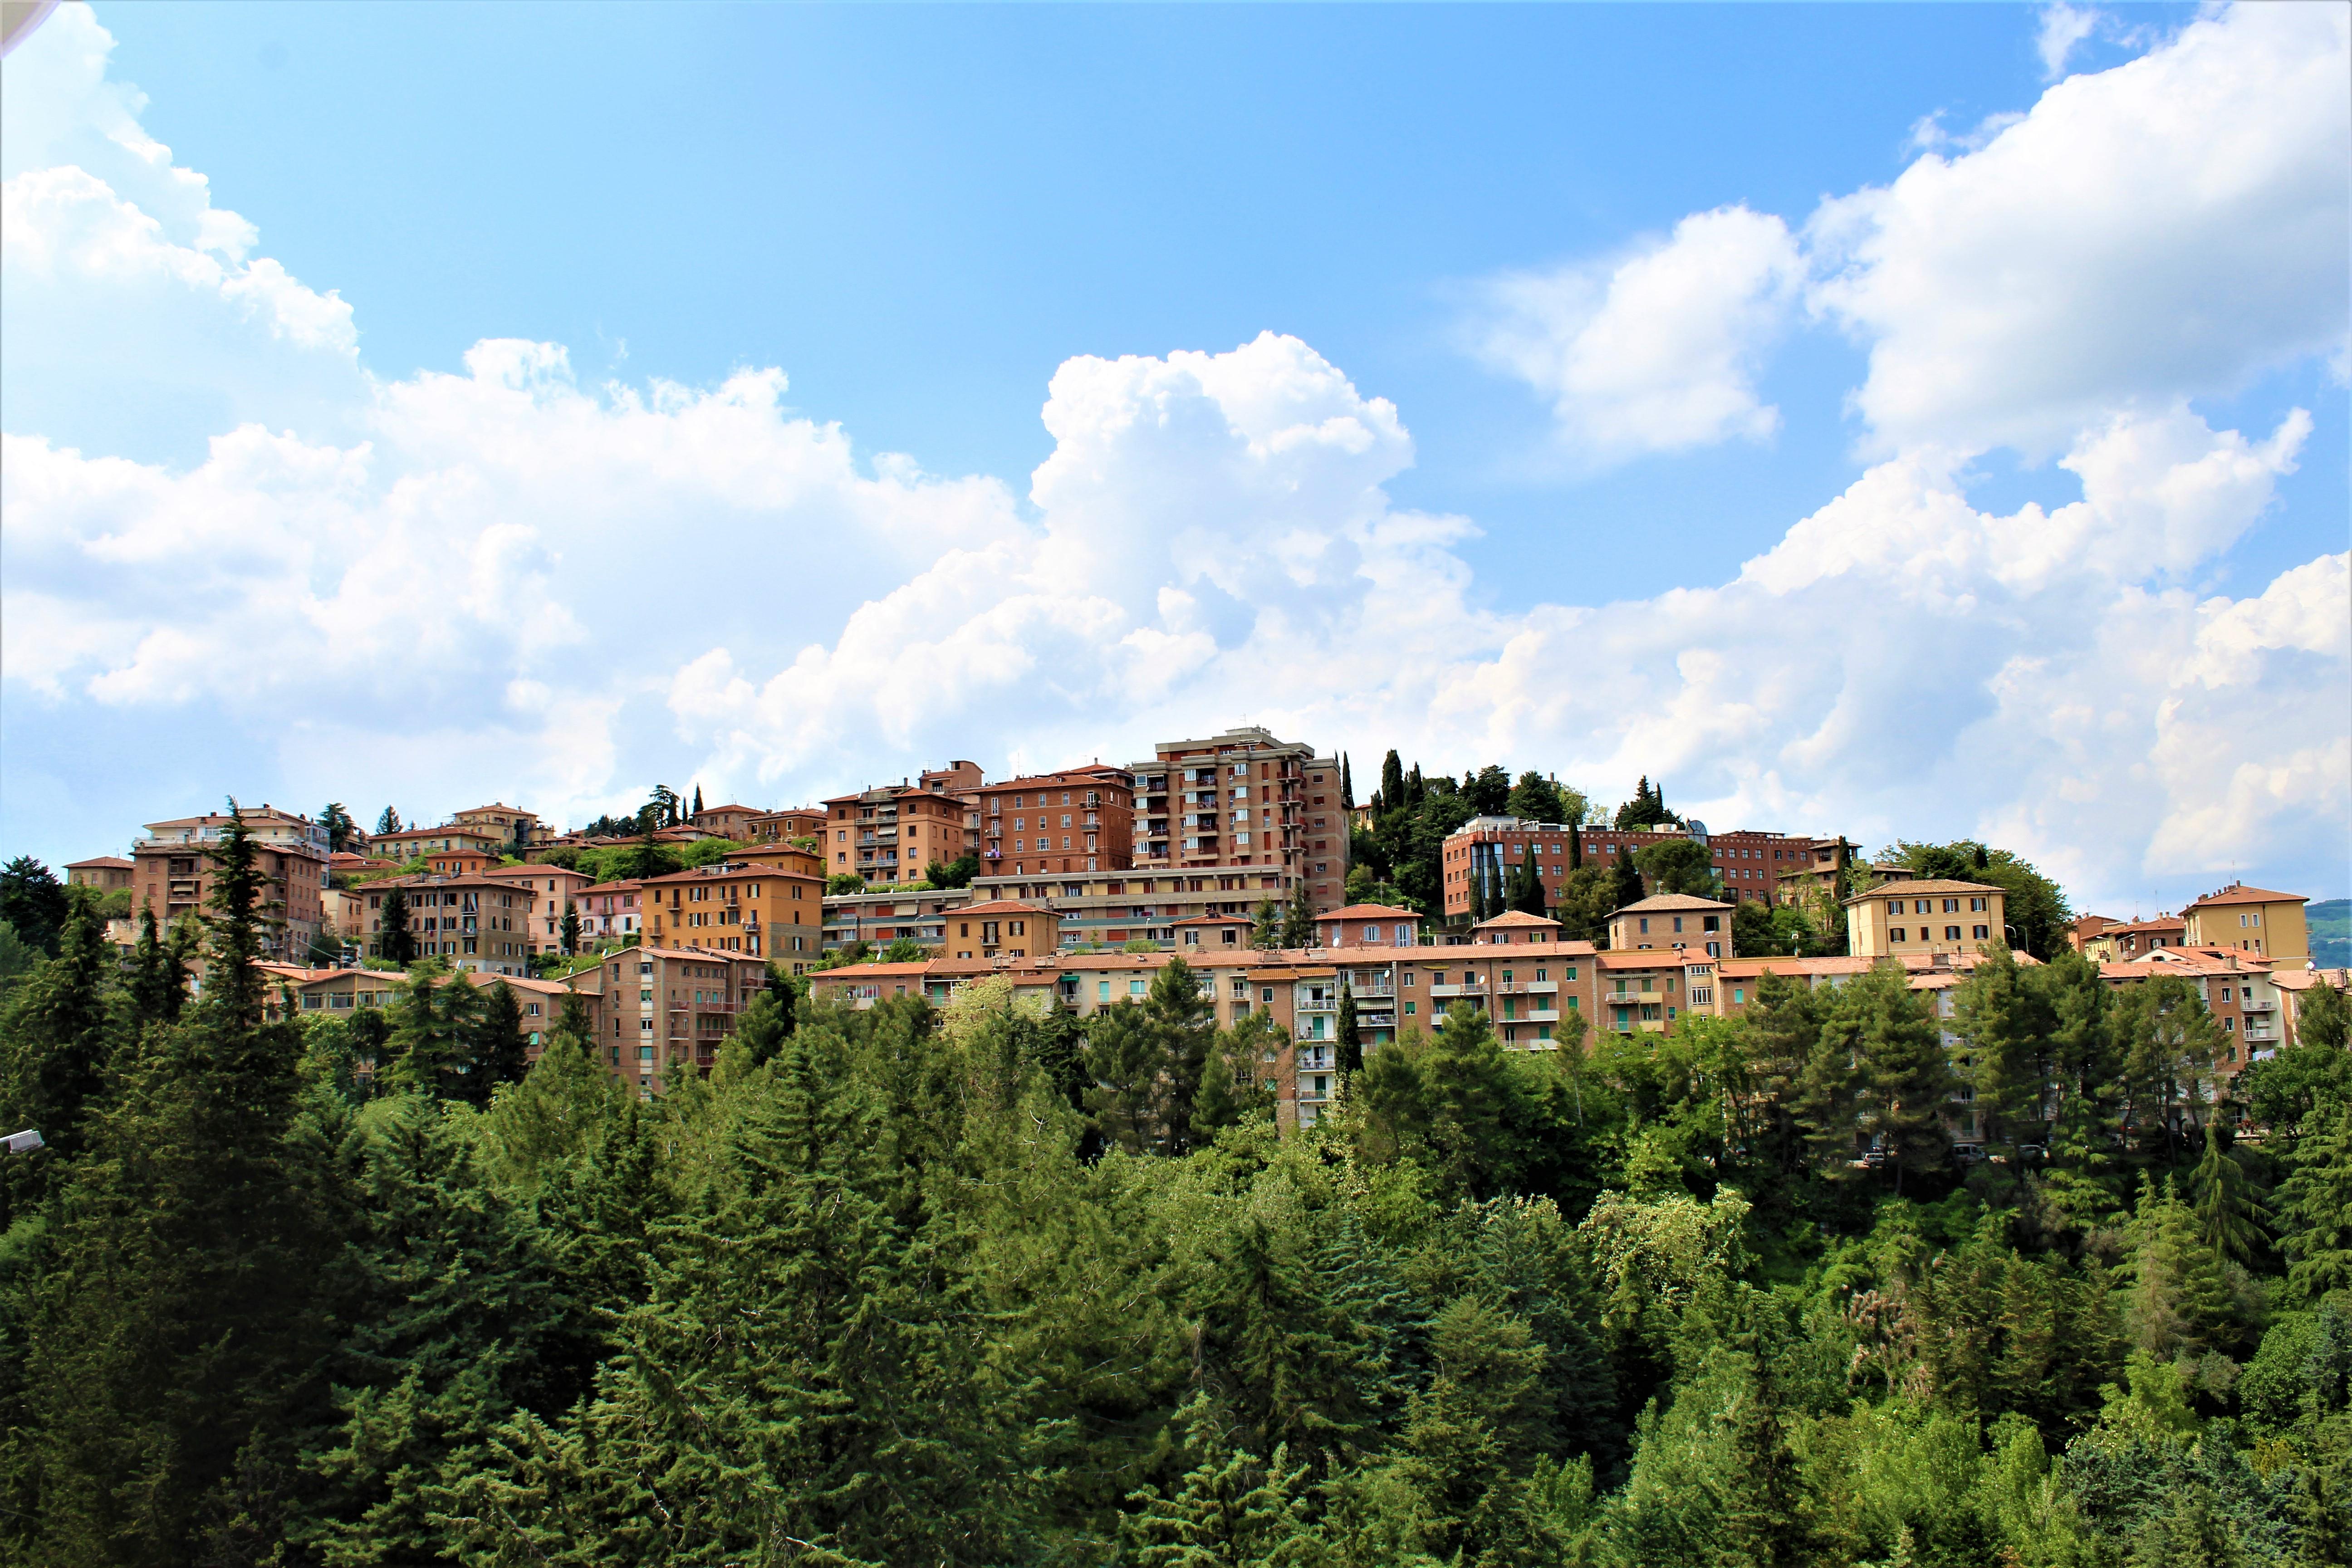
3;1129;44;1155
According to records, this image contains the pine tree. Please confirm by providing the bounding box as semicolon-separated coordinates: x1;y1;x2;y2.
386;969;481;1100
1252;898;1282;951
559;898;580;956
2188;1122;2270;1264
377;806;403;836
0;856;68;957
380;886;416;965
15;801;327;1563
1510;847;1548;916
0;901;116;1218
1953;941;2058;1153
2280;1095;2352;1303
319;801;358;854
1122;1399;1316;1566
1850;963;1955;1194
466;980;531;1102
555;987;596;1052
124;905;191;1029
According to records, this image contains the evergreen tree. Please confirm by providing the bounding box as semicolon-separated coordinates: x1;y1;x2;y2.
14;802;327;1563
466;980;531;1102
1509;847;1548;916
2280;1094;2352;1303
1610;846;1645;915
1252;898;1283;951
559;898;580;956
319;801;358;854
2188;1122;2270;1265
1633;837;1720;899
555;987;596;1051
124;905;192;1029
1149;956;1218;1155
732;988;793;1068
1612;777;1682;831
1122;1401;1315;1565
2038;951;2129;1235
0;901;116;1216
0;856;68;957
1191;1014;1278;1136
1505;770;1567;827
1341;753;1354;811
1338;980;1362;1074
379;886;416;965
2111;975;2222;1164
386;970;480;1100
691;783;704;818
377;806;403;836
1380;750;1407;818
1282;883;1317;950
1849;962;1955;1193
1953;941;2058;1153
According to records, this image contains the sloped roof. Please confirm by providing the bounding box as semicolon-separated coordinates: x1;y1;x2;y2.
1842;878;2003;904
1615;893;1733;913
2188;884;2309;909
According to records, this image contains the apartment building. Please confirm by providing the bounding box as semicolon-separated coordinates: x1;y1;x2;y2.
425;848;500;877
1769;837;1862;909
1312;903;1424;949
2101;945;2289;1082
372;822;505;862
1606;894;1733;957
66;856;134;890
1845;879;2007;959
354;873;539;974
824;779;984;883
822;886;978;950
688;803;762;841
975;766;1136;877
746;808;828;844
2182;884;2309;970
576;879;644;943
1130;726;1350;911
135;808;330;957
636;858;823;968
942;899;1059;959
965;866;1305;948
2081;916;2185;961
1446;816;1834;918
451;803;543;849
564;944;772;1096
483;863;592;948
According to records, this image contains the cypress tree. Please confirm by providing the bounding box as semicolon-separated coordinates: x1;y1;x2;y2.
1282;884;1317;950
1338;980;1362;1074
1381;751;1407;817
1611;846;1645;912
379;886;416;965
1341;754;1354;810
691;783;704;818
1511;847;1547;916
559;898;580;956
124;905;191;1029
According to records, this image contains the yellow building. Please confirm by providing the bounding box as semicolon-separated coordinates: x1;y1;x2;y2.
2182;883;2309;970
945;900;1059;959
637;859;823;970
1844;878;2007;958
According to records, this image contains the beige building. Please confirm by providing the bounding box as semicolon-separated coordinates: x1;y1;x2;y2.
824;779;985;884
746;808;829;845
451;803;544;849
944;899;1058;959
562;944;773;1095
372;823;505;862
1845;879;2007;959
136;808;331;958
1607;893;1733;957
483;862;593;948
2182;884;2309;970
66;855;135;890
354;873;540;975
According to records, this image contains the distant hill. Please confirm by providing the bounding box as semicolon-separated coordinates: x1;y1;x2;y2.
2313;897;2350;968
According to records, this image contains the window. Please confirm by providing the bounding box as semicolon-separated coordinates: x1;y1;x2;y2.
1887;899;1905;916
1733;987;1746;1004
1945;926;1961;940
1891;927;1908;942
1129;980;1147;997
1404;1000;1416;1016
2224;1017;2235;1032
1943;899;1959;913
1973;924;1989;939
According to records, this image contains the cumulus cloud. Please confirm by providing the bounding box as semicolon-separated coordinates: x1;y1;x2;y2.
1467;206;1802;466
1;1;2345;908
2034;3;2102;79
1474;4;2347;463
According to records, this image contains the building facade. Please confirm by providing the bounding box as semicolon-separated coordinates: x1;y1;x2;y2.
1845;879;2008;960
136;808;330;958
636;858;823;967
975;766;1136;877
354;873;540;974
564;945;773;1096
824;780;985;884
66;856;134;890
1129;726;1350;911
2182;884;2310;970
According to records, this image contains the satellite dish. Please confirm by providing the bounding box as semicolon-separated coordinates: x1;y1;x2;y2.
1;0;58;58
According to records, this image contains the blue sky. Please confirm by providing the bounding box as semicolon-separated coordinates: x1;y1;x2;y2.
2;2;2346;914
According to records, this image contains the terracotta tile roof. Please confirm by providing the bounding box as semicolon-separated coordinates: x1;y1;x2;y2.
1842;878;2004;903
953;899;1057;916
67;856;134;869
1475;910;1562;927
1615;893;1733;913
2187;884;2309;909
1321;904;1421;920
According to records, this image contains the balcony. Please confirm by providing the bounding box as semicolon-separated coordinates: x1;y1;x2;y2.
2240;997;2276;1013
1522;1008;1561;1024
1429;982;1487;998
1494;980;1559;995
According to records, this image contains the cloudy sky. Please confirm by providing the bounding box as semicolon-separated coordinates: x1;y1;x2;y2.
2;1;2345;914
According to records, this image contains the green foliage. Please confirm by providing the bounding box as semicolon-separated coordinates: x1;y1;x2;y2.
0;856;67;958
1612;776;1681;831
320;800;359;853
923;852;981;888
1883;839;2073;960
379;884;417;965
827;871;868;894
1632;836;1720;900
0;799;2340;1565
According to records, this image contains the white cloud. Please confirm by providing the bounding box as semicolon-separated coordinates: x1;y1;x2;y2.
1;1;2344;910
2035;3;2101;79
1810;1;2350;456
1467;206;1802;466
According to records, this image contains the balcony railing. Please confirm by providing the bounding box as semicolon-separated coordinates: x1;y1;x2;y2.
1493;980;1559;995
2240;997;2276;1013
1430;982;1487;997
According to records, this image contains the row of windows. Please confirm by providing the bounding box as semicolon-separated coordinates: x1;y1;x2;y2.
1890;925;1992;942
1887;896;1991;915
